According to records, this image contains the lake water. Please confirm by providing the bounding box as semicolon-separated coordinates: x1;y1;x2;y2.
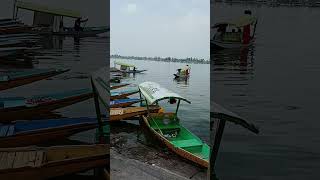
0;35;108;143
212;3;320;179
111;58;210;143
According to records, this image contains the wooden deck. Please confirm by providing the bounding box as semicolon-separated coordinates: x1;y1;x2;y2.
0;150;46;170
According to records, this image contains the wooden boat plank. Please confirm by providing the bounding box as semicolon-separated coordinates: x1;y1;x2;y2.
0;152;8;169
0;125;9;137
5;152;16;168
34;150;45;167
27;151;37;167
12;151;27;168
6;125;14;136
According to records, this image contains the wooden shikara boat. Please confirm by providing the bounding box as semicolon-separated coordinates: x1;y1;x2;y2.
52;27;109;37
110;88;139;100
0;88;93;123
0;144;109;179
211;13;257;50
0;68;69;91
0;117;99;147
110;83;129;90
110;98;141;108
110;106;160;121
114;61;147;74
139;81;210;168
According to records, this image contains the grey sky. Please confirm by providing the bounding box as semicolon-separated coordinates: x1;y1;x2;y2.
111;0;209;60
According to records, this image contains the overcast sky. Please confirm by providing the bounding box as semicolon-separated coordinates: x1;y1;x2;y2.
111;0;209;60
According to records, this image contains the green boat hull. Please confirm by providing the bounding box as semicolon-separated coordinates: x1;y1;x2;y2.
143;113;210;168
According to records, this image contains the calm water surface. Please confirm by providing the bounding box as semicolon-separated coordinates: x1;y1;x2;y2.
212;3;320;179
0;36;108;143
111;58;210;143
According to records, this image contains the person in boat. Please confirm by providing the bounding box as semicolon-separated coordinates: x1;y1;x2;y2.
74;18;88;32
177;68;181;75
242;10;252;44
133;67;136;71
185;65;190;75
215;25;226;40
59;20;64;32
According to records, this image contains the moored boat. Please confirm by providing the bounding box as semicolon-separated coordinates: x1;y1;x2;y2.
110;106;160;121
0;144;109;179
110;83;129;90
113;61;147;73
211;10;257;50
110;98;141;108
139;81;210;167
110;88;139;100
0;68;69;91
0;88;93;123
0;117;100;147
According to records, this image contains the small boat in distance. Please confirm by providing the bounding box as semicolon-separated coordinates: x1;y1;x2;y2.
139;81;210;168
0;117;100;147
114;61;147;73
0;68;69;91
211;10;257;50
13;1;108;37
174;65;191;79
0;88;93;123
0;144;109;179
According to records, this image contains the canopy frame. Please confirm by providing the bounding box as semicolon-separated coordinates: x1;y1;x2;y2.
14;1;81;19
138;82;190;117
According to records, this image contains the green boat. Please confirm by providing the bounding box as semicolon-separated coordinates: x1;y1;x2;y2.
139;81;210;168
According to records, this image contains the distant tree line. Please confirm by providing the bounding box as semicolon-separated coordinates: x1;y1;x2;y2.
110;54;209;64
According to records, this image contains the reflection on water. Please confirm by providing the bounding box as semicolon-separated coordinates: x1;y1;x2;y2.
212;3;320;179
111;58;210;142
0;35;107;124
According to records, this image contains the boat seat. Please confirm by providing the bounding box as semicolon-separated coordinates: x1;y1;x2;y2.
151;123;180;130
171;139;203;148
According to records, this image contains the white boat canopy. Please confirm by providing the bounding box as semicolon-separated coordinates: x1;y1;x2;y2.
212;15;257;28
139;81;191;105
114;61;135;68
15;1;81;18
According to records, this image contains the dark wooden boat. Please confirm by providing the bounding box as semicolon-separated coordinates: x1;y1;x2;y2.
110;83;129;90
0;117;99;147
110;89;139;100
0;68;69;91
0;89;93;123
110;98;141;108
0;144;109;179
52;27;108;37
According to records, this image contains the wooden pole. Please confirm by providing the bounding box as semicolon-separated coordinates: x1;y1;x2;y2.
91;78;104;143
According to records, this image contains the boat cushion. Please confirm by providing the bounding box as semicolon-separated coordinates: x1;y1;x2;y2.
172;139;203;148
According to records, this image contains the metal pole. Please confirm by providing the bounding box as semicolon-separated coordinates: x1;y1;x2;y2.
175;99;181;116
210;118;226;171
12;0;17;19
